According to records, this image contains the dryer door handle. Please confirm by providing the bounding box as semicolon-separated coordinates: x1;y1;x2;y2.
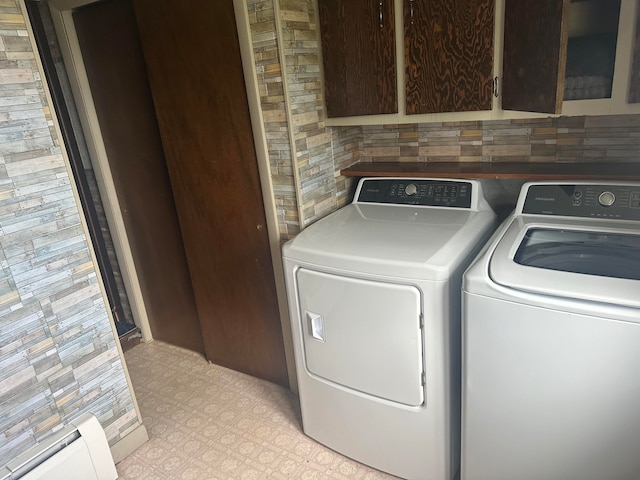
307;311;326;342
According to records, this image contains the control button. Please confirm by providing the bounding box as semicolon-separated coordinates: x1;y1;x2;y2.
573;190;583;199
598;191;616;207
405;183;418;196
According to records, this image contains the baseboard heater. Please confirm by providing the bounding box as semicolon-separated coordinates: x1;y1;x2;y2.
1;413;118;480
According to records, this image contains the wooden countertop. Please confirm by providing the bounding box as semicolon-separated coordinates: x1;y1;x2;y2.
340;162;640;180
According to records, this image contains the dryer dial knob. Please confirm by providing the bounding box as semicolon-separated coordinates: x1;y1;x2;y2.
598;191;616;207
405;183;418;196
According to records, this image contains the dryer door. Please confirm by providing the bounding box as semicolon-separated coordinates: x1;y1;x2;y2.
296;268;424;407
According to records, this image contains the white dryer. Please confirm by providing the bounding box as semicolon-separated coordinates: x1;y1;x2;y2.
461;182;640;480
283;177;496;480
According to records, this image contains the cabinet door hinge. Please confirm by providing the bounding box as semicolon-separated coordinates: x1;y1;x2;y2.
493;76;500;98
419;313;424;328
421;372;426;386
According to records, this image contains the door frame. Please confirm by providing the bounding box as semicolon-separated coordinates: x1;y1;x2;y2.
233;0;296;390
48;0;152;342
47;0;297;390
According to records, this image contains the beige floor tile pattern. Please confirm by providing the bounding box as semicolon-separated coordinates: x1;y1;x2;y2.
117;341;399;480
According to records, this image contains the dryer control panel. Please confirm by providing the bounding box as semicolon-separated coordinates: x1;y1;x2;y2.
356;179;473;208
522;184;640;220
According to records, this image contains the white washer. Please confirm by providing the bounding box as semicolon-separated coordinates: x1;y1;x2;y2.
283;177;496;480
461;182;640;480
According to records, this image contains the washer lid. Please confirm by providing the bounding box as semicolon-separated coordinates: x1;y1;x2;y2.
284;203;496;280
489;216;640;308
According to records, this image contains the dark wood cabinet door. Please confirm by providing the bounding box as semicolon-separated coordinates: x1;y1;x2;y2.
133;0;288;386
502;0;569;113
319;0;397;117
404;0;494;114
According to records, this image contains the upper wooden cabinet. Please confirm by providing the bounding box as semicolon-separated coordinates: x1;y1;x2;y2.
319;0;493;117
318;0;640;121
318;0;397;117
404;0;495;114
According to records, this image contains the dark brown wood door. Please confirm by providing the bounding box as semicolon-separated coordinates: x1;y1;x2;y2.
132;0;288;386
502;0;570;113
73;0;204;355
319;0;397;117
404;0;494;114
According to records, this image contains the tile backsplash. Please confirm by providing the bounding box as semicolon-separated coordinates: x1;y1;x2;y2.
359;115;640;164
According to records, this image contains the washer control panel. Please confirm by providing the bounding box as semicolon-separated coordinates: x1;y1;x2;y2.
522;184;640;220
356;179;472;208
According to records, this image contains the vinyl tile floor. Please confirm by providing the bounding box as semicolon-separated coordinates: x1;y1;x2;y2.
116;341;398;480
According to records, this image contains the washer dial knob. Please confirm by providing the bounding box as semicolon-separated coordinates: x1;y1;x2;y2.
405;183;418;196
598;191;616;207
